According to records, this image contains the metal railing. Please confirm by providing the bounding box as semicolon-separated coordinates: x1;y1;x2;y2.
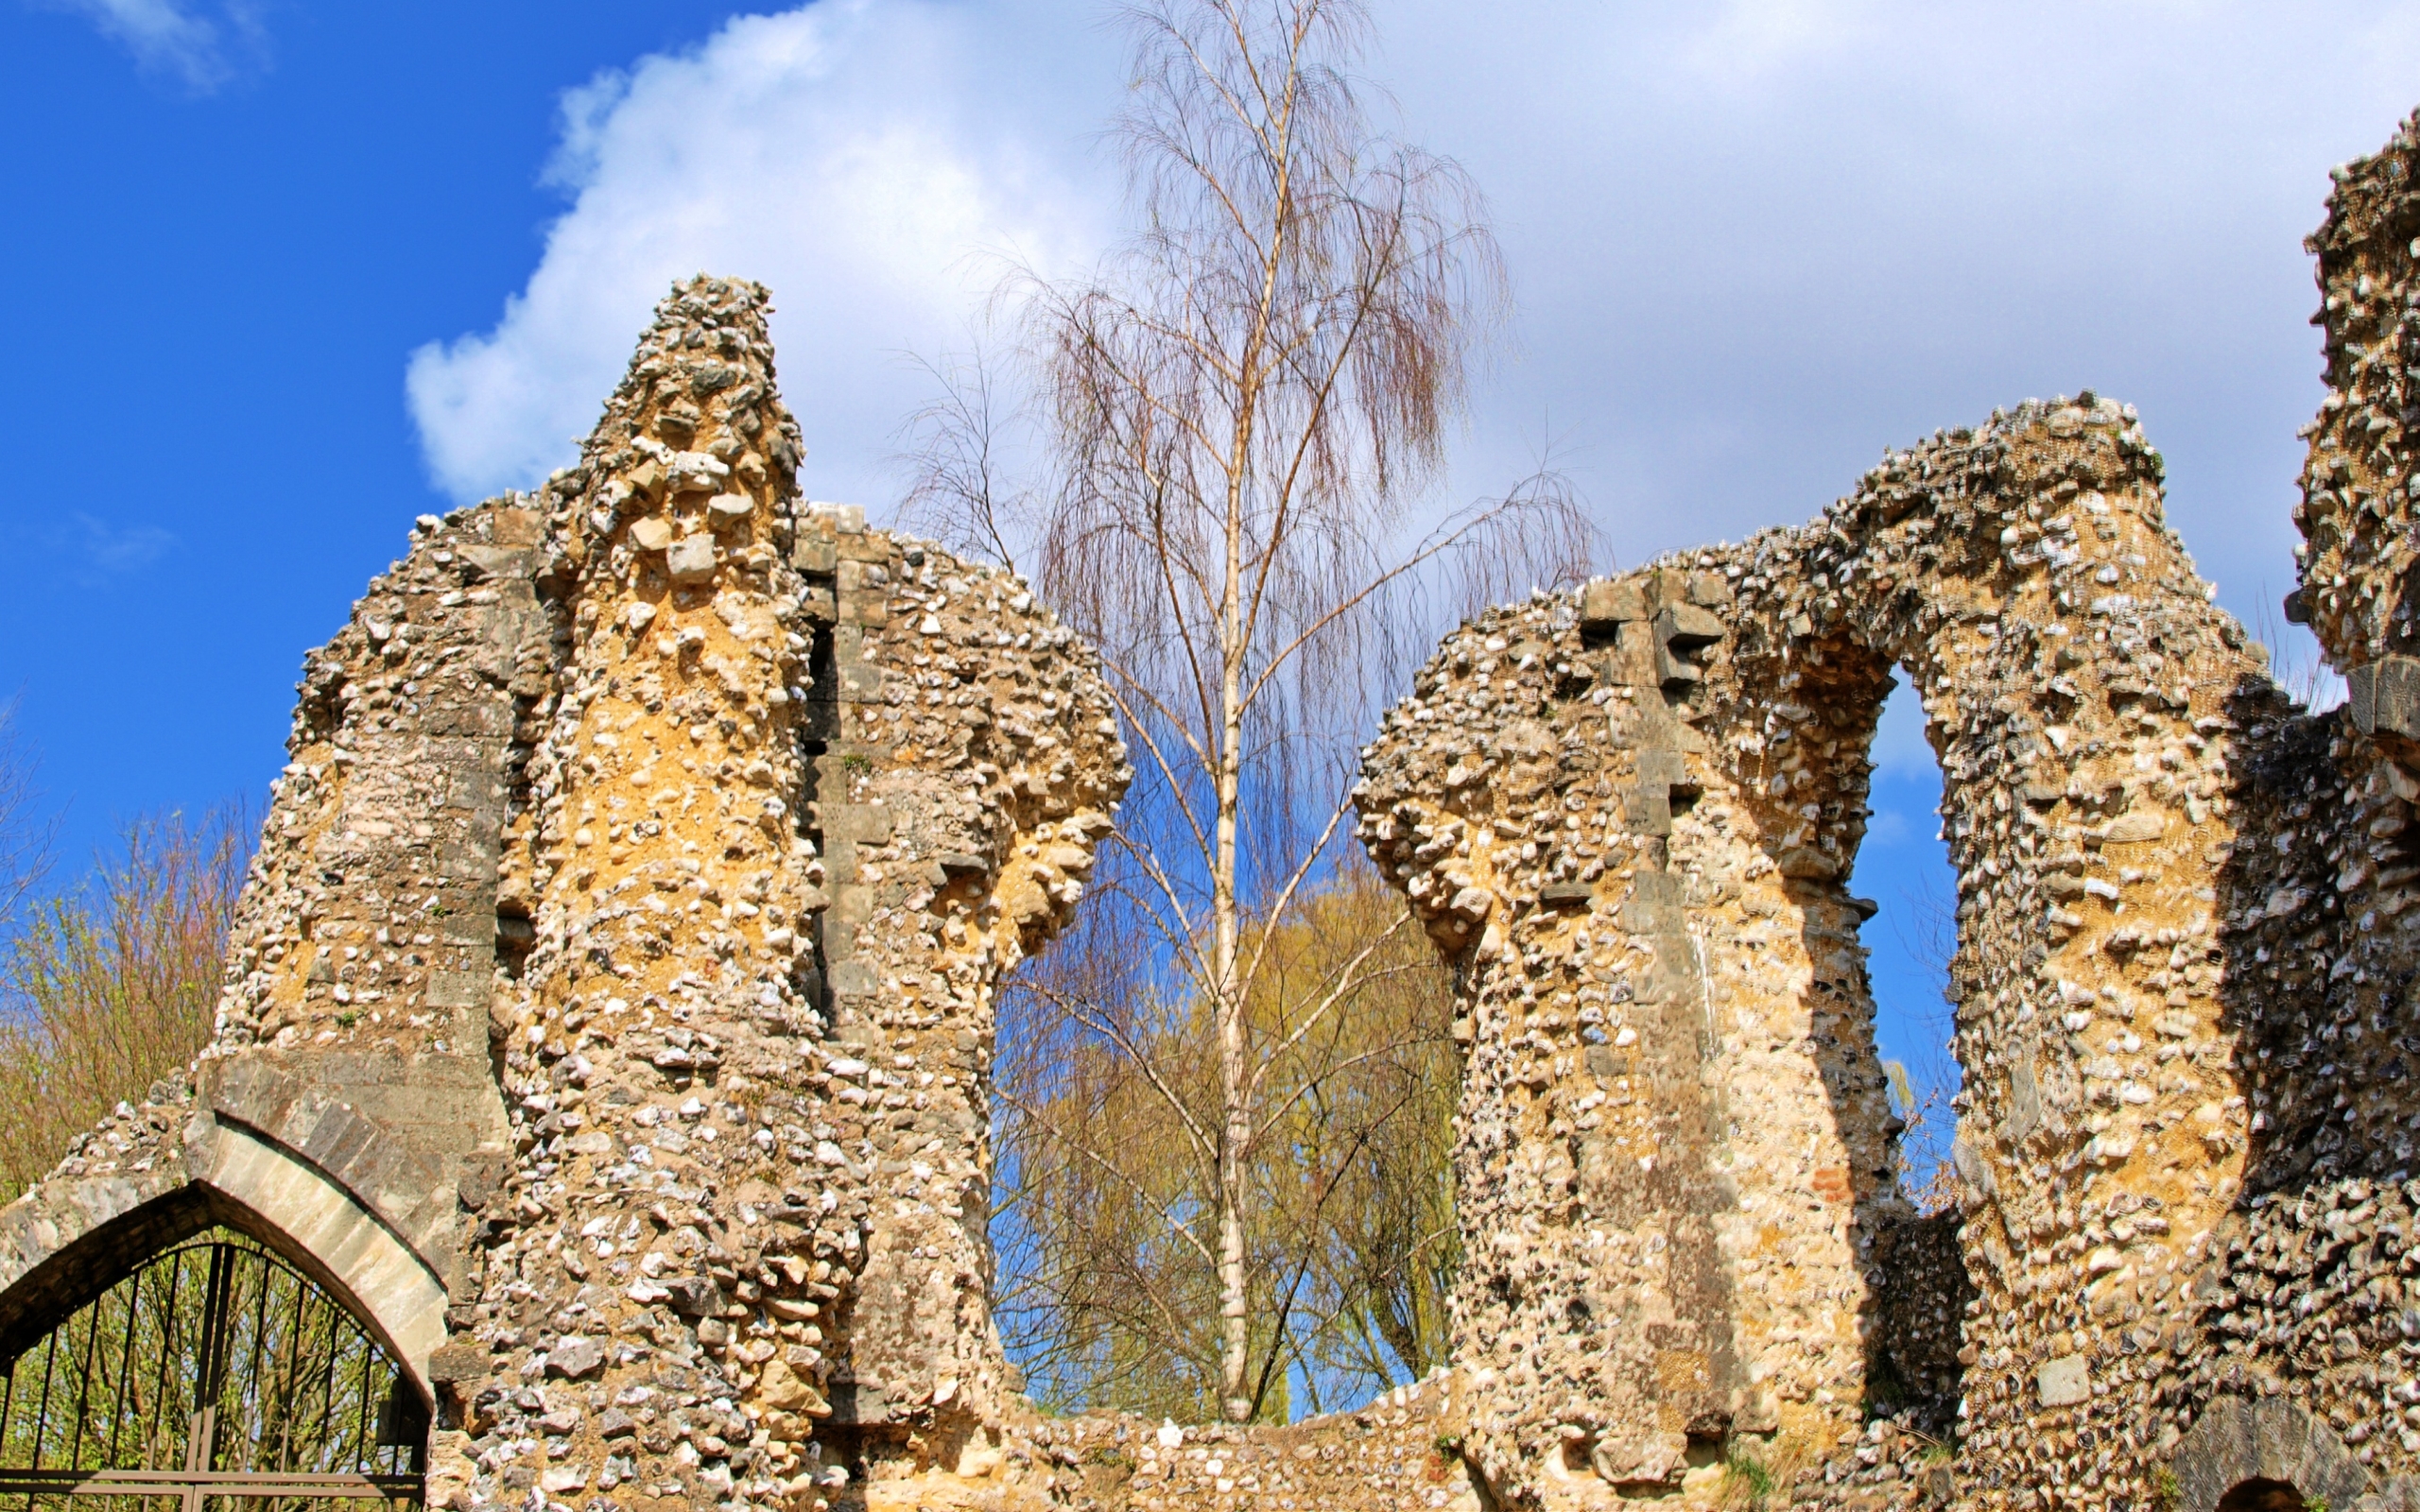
0;1229;424;1512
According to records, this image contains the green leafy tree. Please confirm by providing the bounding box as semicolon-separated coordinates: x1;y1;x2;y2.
0;803;251;1200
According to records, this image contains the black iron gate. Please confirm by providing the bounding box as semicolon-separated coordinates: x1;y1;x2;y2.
0;1229;424;1512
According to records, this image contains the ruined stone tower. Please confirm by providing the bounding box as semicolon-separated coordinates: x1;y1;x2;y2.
0;278;1129;1512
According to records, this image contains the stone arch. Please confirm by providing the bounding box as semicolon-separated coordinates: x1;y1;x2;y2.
0;1108;449;1400
1358;395;2271;1505
2171;1396;2369;1512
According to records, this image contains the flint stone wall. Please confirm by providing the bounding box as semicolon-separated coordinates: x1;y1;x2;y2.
0;278;1132;1512
1331;104;2420;1512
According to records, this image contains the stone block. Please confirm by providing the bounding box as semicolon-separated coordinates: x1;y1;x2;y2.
2349;654;2420;740
666;534;717;584
491;507;543;546
2035;1353;2088;1406
457;546;533;582
424;971;490;1011
825;1380;891;1425
1625;782;1672;835
1776;846;1840;880
1656;602;1726;648
1604;618;1659;686
1580;578;1646;628
1635;750;1688;788
427;1340;488;1383
820;802;894;848
1623;876;1681;933
830;960;881;998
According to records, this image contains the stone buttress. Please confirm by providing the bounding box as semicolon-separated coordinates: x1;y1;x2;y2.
431;279;1127;1512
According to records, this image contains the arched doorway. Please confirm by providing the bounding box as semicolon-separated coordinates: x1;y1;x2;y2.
0;1228;424;1511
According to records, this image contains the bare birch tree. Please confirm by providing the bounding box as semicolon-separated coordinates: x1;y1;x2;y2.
985;871;1462;1418
906;0;1588;1419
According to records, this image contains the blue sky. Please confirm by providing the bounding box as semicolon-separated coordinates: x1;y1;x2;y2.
0;0;760;856
6;0;2415;1140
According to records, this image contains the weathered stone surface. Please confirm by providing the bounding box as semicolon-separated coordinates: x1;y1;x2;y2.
0;278;1132;1512
2350;654;2420;741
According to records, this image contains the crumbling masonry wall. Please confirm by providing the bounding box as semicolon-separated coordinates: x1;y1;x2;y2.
0;277;1131;1512
1344;105;2420;1512
1359;396;2265;1510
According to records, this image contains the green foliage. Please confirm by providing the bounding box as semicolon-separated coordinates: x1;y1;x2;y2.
1722;1446;1774;1510
2151;1465;2182;1510
994;874;1460;1420
0;805;251;1200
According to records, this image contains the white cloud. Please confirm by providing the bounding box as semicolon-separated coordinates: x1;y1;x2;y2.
70;513;172;575
43;0;259;92
1371;0;2420;648
8;512;176;588
406;1;1117;511
414;0;2420;679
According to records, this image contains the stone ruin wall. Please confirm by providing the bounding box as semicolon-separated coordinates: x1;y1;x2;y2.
1341;104;2420;1512
0;278;1134;1512
24;106;2420;1512
1359;393;2268;1509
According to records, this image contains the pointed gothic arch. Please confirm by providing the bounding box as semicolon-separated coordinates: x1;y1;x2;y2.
0;1108;458;1512
1359;395;2274;1502
0;1220;424;1511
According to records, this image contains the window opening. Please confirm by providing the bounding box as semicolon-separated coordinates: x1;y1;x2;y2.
2215;1478;2306;1512
1852;680;1962;1208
